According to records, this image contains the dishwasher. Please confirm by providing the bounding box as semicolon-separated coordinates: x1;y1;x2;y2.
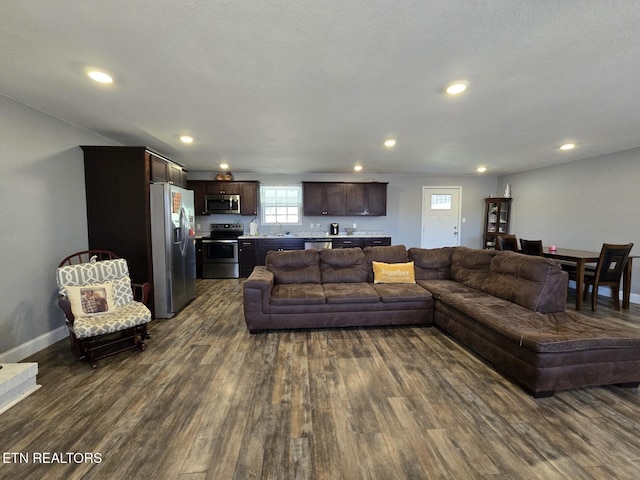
304;239;333;250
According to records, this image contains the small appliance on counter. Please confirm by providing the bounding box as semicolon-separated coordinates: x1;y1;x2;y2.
330;223;339;235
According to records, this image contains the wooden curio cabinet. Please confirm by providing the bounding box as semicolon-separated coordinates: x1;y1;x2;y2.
483;197;512;249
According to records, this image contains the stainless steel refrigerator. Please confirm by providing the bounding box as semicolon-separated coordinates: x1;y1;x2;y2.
150;183;197;318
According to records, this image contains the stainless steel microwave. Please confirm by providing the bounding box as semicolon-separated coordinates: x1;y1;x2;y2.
205;194;241;214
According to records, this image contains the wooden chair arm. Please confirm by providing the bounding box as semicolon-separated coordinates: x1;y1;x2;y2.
58;295;75;325
132;282;152;306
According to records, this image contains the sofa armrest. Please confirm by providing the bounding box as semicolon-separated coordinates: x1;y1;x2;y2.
244;266;274;316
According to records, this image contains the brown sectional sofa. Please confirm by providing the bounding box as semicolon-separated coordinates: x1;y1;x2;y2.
243;245;640;397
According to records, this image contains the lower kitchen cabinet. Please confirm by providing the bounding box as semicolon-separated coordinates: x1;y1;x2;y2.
332;238;363;249
362;237;392;247
333;237;391;248
255;238;305;267
239;239;256;277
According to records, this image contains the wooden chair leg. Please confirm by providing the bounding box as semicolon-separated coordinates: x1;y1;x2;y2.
613;286;621;311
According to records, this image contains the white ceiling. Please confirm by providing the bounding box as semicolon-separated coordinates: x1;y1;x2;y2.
3;1;640;175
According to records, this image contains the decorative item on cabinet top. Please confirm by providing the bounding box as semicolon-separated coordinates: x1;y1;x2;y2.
214;172;234;181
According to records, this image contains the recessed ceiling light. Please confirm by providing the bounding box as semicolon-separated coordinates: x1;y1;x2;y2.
180;135;194;144
354;165;363;172
446;82;468;95
384;139;396;148
559;143;575;151
220;163;229;170
477;166;487;173
87;70;113;84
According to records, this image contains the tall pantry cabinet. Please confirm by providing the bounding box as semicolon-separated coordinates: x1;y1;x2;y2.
80;146;188;287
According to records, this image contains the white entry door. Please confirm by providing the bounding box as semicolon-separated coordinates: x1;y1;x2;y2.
421;187;461;248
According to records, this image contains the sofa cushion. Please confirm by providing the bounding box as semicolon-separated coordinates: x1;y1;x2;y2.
322;282;380;304
450;247;497;290
408;247;454;280
372;261;415;284
484;251;568;313
320;248;369;283
363;245;409;282
371;283;432;303
266;249;321;284
271;283;326;305
417;279;481;297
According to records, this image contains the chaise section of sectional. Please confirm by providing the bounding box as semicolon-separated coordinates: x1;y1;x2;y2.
410;246;640;396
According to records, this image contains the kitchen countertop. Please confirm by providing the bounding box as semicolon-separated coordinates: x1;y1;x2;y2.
237;233;391;240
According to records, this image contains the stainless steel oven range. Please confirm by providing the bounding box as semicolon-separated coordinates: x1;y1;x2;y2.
202;223;244;278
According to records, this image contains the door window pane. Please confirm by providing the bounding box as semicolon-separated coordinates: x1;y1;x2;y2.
431;194;452;210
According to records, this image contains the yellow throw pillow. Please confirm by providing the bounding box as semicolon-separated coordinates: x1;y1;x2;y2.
65;283;117;317
372;261;416;284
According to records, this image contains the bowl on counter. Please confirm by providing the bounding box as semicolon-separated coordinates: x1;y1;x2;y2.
344;227;357;235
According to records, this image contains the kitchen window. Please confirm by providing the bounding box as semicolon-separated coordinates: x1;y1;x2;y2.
260;185;302;225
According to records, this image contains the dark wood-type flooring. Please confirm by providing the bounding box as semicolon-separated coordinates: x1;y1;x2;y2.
1;280;640;479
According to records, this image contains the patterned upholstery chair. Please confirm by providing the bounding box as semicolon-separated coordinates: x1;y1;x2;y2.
56;254;152;368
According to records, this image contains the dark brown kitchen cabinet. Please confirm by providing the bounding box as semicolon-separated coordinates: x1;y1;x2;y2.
81;146;189;287
239;239;256;277
303;182;346;216
207;181;240;195
362;237;391;247
304;182;387;216
188;180;208;215
332;237;391;249
255;238;304;266
346;183;387;216
187;180;259;216
150;153;188;187
238;182;259;216
332;238;364;248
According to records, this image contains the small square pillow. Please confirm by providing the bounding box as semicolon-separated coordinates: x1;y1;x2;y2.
372;261;416;284
65;283;117;317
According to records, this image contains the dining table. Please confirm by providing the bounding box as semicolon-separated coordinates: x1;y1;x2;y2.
542;247;634;311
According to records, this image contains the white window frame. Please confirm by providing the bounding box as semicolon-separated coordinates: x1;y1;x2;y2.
259;185;303;226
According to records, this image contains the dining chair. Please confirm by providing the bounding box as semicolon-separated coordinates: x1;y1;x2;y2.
579;243;634;312
496;235;518;252
519;239;543;256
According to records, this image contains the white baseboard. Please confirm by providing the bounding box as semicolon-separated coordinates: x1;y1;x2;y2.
0;326;68;363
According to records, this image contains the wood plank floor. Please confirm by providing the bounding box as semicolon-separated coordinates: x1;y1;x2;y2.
1;280;640;479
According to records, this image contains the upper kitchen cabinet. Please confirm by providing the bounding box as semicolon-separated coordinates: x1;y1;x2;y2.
303;181;387;216
303;182;347;216
187;180;259;216
346;182;388;216
150;152;188;187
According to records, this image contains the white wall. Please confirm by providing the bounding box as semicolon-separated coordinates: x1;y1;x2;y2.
498;147;640;295
189;172;498;249
0;95;116;360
